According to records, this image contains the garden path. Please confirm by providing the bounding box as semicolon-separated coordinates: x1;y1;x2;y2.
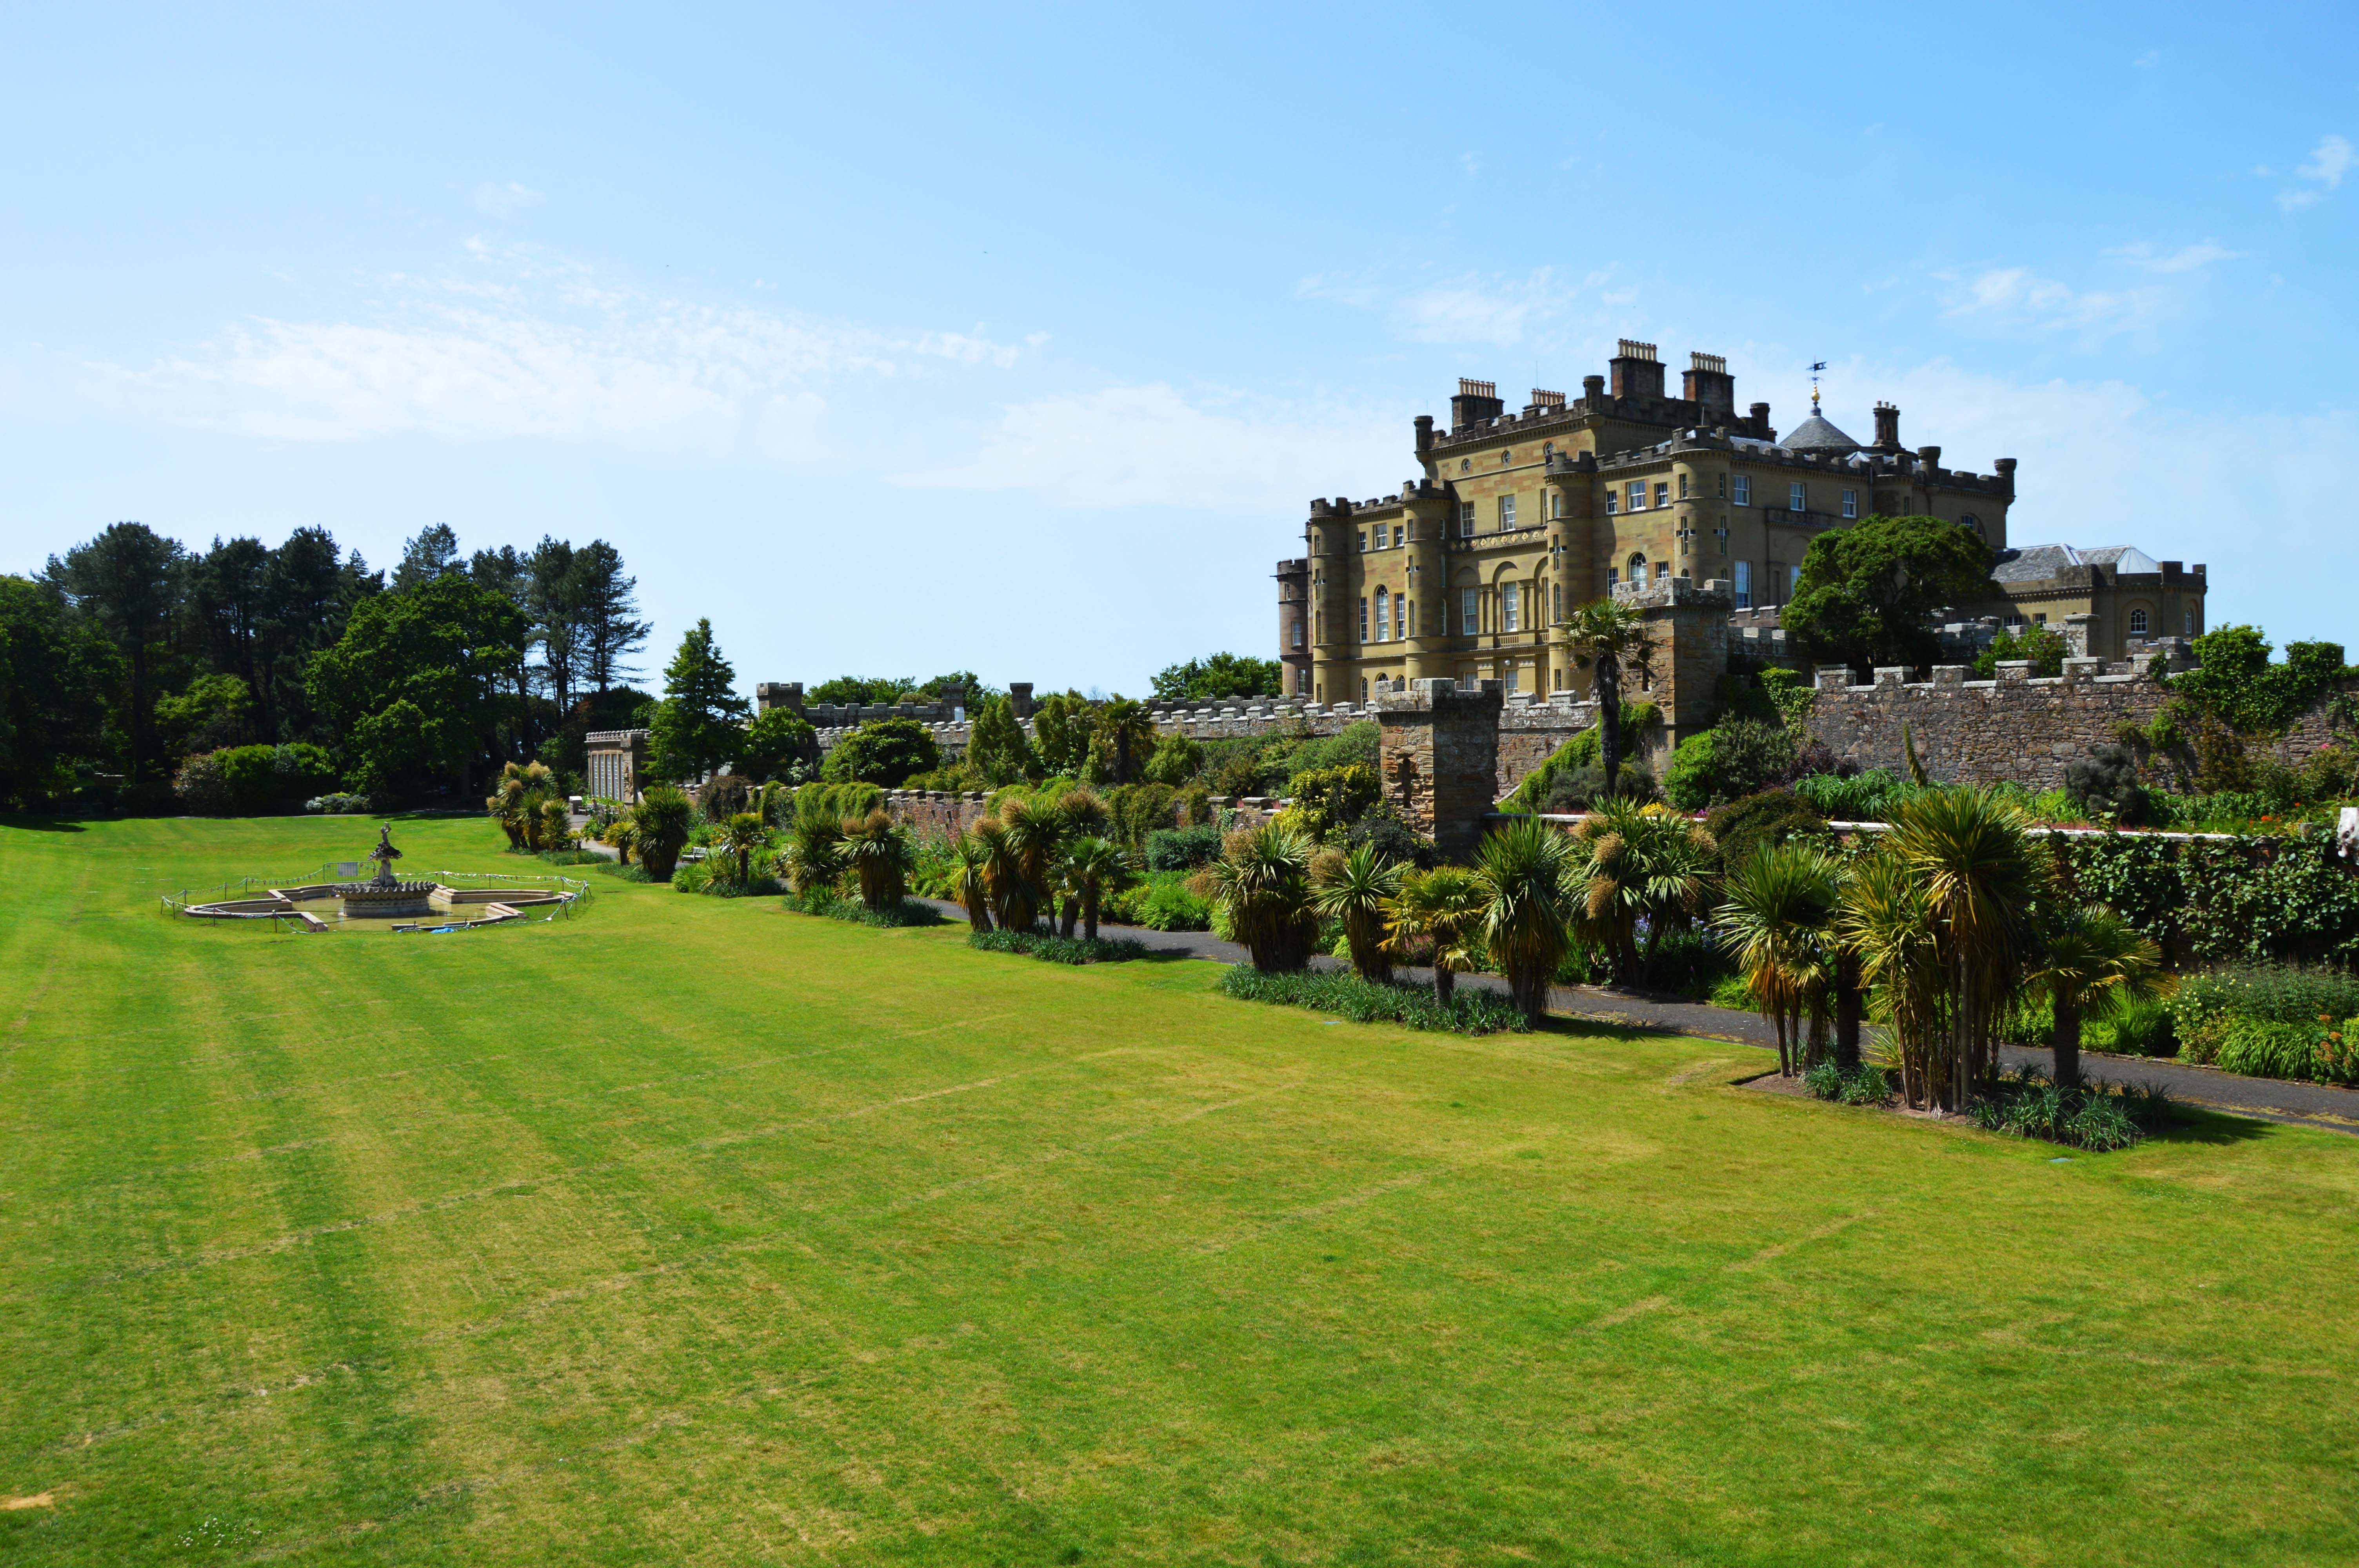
913;899;2359;1138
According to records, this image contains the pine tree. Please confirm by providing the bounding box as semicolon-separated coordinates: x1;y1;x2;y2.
649;618;749;782
526;536;580;713
392;524;463;591
571;541;651;695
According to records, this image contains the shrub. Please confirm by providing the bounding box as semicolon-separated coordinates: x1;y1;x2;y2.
1637;926;1738;1000
2086;992;2178;1058
697;772;756;820
1217;964;1529;1034
820;717;941;786
1281;720;1380;779
1792;768;1911;821
1665;719;1800;811
1705;789;1830;875
1142;733;1203;786
967;928;1149;964
1346;806;1438;870
1497;702;1662;813
794;780;884;825
1145;824;1224;870
791;888;944;927
1802;1061;1889;1105
2064;743;2150;825
2212;1017;2321;1081
305;791;373;815
738;709;818;782
1107;869;1212;931
1966;1065;2172;1152
1285;763;1380;840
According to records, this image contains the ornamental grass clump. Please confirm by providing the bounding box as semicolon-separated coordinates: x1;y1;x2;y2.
1966;1065;2169;1152
966;928;1148;965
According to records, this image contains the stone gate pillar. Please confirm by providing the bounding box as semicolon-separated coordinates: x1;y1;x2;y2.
1375;679;1503;861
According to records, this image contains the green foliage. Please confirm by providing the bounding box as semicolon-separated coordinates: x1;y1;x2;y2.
631;784;696;881
1209;821;1320;973
174;742;340;815
1142;731;1203;787
306;573;527;797
153;673;254;757
1972;625;2069;679
1966;1066;2166;1152
1801;1061;1890;1105
1346;808;1437;871
2173;625;2349;735
965;695;1038;784
738;709;818;782
1792;769;1912;822
1496;702;1660;813
1146;824;1224;870
2063;833;2359;967
1151;652;1285;702
791;887;945;927
1284;763;1379;840
2063;743;2150;825
1664;719;1799;811
805;675;917;706
1280;720;1380;780
1705;789;1831;875
1098;781;1179;849
1029;691;1094;777
1105;869;1212;931
1216;965;1529;1034
0;574;118;809
647;617;750;784
820;717;942;787
794;779;885;825
1081;697;1155;786
967;927;1150;964
1783;515;1995;673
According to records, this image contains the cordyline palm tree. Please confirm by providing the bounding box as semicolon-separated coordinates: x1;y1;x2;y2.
1715;843;1841;1076
487;774;530;849
1560;597;1655;799
1568;800;1713;985
632;786;695;882
1051;790;1112;934
948;829;994;933
1385;865;1487;1005
607;817;638;866
972;815;1035;932
1061;836;1134;941
1886;787;2041;1111
839;809;912;912
1208;822;1319;973
784;809;841;897
1474;817;1580;1024
538;796;573;852
722;811;767;886
1313;843;1403;983
1834;842;1948;1109
2030;904;2170;1089
997;797;1064;933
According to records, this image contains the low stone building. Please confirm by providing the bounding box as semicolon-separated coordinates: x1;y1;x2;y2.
1982;544;2208;660
584;730;650;803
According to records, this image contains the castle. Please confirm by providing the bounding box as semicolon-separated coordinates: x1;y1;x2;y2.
1275;341;2205;702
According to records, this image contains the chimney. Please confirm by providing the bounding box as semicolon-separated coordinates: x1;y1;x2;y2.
1608;339;1665;401
1529;387;1566;412
1994;457;2017;495
1681;352;1735;418
1581;373;1606;407
1449;377;1503;430
1872;401;1900;451
1917;445;1943;474
1748;401;1772;440
1414;413;1434;453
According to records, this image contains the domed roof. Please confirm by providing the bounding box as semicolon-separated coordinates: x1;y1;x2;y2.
1782;409;1861;454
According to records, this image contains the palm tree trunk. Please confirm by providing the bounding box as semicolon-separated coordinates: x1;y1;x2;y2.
1596;657;1622;800
1060;895;1078;938
1433;964;1456;1006
2053;993;2083;1091
1083;889;1100;942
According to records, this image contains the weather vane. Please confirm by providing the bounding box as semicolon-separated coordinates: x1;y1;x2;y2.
1809;361;1828;412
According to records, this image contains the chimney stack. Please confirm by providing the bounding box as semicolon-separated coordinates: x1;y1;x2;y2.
1682;352;1735;418
1994;457;2017;495
1917;446;1942;472
1581;373;1606;407
1608;339;1665;402
1449;377;1503;430
1748;401;1773;440
1414;413;1434;453
1872;401;1900;451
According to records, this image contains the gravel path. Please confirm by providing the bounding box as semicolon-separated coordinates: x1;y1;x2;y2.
913;898;2359;1137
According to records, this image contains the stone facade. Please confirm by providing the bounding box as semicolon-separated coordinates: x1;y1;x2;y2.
585;729;650;803
1298;340;2017;706
1372;680;1504;860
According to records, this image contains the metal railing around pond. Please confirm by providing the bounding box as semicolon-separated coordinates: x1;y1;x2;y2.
161;865;592;932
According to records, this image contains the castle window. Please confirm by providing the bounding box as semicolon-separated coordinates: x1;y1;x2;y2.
1502;451;1513;464
1548;492;1563;519
1552;583;1563;621
1292;621;1303;649
1407;599;1416;637
1679;473;1690;498
1375;588;1391;641
1733;474;1751;506
1357;532;1366;552
1393;524;1405;548
1788;563;1801;597
1790;482;1807;512
1605;490;1619;515
1359;597;1369;641
1842;488;1858;519
2186;608;2196;636
1463;587;1478;634
1607;567;1619;585
1628;481;1646;511
1461;458;1471;473
1654;482;1669;508
1503;583;1521;632
1718;474;1727;498
1628;552;1648;584
2129;608;2149;635
1543;441;1554;456
1734;560;1752;609
1458;501;1476;536
1961;513;1983;538
1498;494;1517;528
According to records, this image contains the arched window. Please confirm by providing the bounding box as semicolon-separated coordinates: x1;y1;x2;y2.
1374;586;1390;642
1628;552;1648;585
2129;608;2149;635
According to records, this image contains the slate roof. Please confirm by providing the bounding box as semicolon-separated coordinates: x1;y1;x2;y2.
1779;411;1861;454
1989;544;2162;583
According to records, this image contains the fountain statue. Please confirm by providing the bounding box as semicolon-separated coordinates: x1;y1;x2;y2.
336;824;437;917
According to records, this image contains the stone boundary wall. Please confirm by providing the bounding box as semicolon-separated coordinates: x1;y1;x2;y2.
812;700;1376;765
1802;658;2160;789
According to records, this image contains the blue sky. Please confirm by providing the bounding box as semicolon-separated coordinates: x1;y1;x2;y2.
2;2;2353;695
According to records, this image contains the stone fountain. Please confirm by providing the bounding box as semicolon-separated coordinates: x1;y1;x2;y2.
336;824;437;918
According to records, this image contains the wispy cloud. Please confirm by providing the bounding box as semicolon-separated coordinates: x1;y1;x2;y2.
473;180;545;216
76;245;1034;449
2103;239;2243;273
2278;133;2353;210
1301;264;1615;348
2132;48;2161;69
1943;267;2164;339
891;383;1398;515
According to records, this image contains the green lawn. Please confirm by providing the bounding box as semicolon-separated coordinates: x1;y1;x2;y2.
4;814;2358;1565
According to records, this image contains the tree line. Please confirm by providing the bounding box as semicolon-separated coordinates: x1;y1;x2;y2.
0;519;651;811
